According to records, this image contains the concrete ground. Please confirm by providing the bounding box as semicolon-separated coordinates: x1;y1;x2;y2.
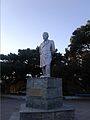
64;99;90;120
0;96;90;120
1;96;24;120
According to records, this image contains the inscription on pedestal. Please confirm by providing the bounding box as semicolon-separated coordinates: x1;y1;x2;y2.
28;88;43;96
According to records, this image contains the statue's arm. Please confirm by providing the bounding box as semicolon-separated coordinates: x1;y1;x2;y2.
51;40;55;54
39;46;41;55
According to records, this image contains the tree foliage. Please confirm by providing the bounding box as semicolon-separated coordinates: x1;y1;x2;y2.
64;20;90;94
0;48;41;93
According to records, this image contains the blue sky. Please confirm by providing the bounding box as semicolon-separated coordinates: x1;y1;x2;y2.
1;0;90;55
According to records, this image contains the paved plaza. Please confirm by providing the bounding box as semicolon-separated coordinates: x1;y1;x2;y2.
1;96;90;120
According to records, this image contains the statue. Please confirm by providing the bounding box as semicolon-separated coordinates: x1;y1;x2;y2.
39;32;56;77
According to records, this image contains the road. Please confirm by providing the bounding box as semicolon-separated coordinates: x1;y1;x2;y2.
1;96;90;120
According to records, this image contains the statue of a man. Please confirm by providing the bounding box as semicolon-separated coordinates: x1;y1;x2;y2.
39;32;56;77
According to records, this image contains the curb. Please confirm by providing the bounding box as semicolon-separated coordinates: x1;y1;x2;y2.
63;96;90;100
1;95;90;100
1;95;26;100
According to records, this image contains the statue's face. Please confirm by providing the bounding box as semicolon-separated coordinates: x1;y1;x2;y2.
43;32;49;40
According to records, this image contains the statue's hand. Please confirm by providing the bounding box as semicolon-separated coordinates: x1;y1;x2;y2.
52;49;57;55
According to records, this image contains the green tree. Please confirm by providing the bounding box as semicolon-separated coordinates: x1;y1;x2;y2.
65;20;90;94
51;52;65;78
18;47;41;77
1;48;41;93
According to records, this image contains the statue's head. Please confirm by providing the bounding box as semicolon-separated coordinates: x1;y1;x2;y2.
43;32;49;41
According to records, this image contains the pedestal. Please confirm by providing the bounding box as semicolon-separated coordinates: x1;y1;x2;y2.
19;78;75;120
26;77;63;109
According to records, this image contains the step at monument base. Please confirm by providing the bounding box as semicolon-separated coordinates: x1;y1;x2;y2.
20;104;75;120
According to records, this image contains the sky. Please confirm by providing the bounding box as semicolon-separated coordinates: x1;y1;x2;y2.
1;0;90;55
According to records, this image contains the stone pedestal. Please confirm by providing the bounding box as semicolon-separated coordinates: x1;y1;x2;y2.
26;78;63;109
19;78;75;120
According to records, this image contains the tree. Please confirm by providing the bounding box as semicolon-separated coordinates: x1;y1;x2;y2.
51;52;65;78
1;48;41;93
18;47;41;77
64;20;90;94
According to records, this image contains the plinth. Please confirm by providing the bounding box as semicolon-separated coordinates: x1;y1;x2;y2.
20;78;75;120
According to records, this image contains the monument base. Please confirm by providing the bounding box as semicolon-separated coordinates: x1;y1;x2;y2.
9;77;75;120
20;104;75;120
26;77;63;109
